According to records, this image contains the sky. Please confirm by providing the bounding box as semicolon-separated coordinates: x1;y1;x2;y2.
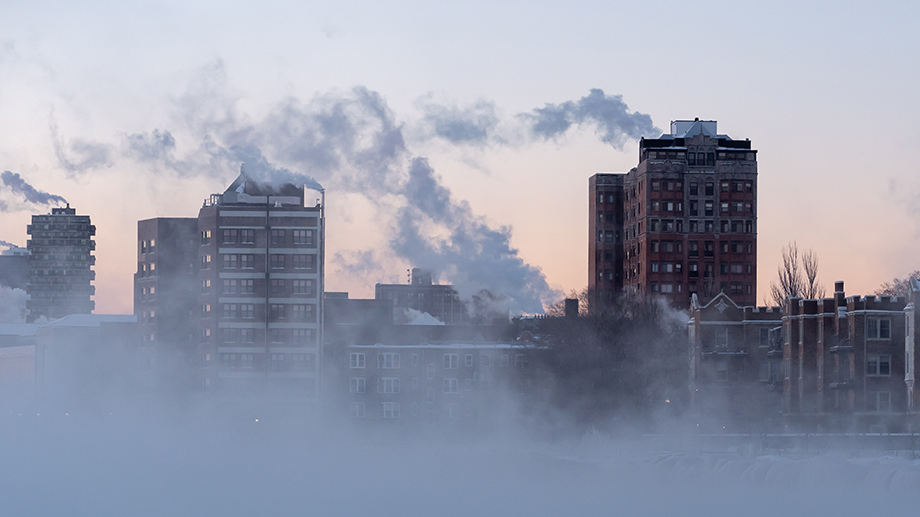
1;0;919;314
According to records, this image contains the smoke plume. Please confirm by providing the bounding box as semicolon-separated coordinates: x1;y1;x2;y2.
1;171;67;209
49;114;113;175
49;61;657;312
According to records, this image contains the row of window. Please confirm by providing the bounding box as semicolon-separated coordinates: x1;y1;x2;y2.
349;376;478;394
139;239;156;253
351;402;465;419
200;278;316;296
349;352;522;370
215;328;315;344
209;253;317;271
139;286;156;301
204;303;316;321
201;229;315;246
218;352;314;369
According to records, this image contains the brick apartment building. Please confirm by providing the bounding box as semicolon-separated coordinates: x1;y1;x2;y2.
26;205;96;322
692;280;920;432
589;119;758;311
134;217;199;390
196;170;324;397
689;292;783;426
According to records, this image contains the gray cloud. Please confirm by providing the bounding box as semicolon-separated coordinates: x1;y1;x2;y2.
523;88;658;148
1;170;67;210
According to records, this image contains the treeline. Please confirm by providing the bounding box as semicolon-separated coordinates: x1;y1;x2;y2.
521;293;690;432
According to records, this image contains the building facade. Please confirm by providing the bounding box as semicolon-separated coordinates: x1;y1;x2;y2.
589;119;758;311
197;171;324;397
692;281;920;432
375;268;467;325
134;217;199;390
26;205;96;322
588;174;624;311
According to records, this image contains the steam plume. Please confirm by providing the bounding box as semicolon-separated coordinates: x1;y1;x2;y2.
1;171;67;208
416;97;499;146
0;240;19;248
49;114;113;175
523;88;658;148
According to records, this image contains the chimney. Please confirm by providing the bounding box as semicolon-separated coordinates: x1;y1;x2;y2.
564;298;579;319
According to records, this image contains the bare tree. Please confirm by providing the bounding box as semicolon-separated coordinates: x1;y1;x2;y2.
770;241;824;307
801;248;825;299
875;271;920;299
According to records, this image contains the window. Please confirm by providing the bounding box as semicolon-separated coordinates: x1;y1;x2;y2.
481;354;491;367
201;304;211;318
292;353;314;369
867;391;892;413
241;279;254;294
270;304;285;320
270;353;286;369
349;377;366;393
715;327;728;348
200;254;211;270
411;353;419;366
465;378;474;391
222;254;238;270
241;229;255;244
222;229;238;244
866;354;891;376
443;378;459;394
292;329;312;345
241;254;255;269
382;402;400;419
350;402;365;418
731;282;743;295
721;202;729;213
270;229;285;245
293;229;314;245
223;304;237;319
867;318;891;340
733;181;743;192
293;279;314;296
270;329;284;343
689;241;699;257
689;262;699;277
271;254;285;269
379;353;400;369
689;182;698;196
235;304;251;319
704;202;713;216
200;328;211;343
201;230;211;245
350;353;366;369
465;354;473;367
222;329;237;343
705;183;714;196
293;254;315;271
427;364;435;379
270;279;285;295
201;279;211;294
730;263;743;274
443;354;459;369
222;279;238;294
660;283;674;293
379;377;400;394
411;378;419;390
293;304;314;321
240;353;254;369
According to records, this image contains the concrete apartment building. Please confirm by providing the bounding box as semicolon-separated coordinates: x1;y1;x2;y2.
0;246;30;291
197;170;324;397
26;205;96;322
589;119;758;310
134;218;199;390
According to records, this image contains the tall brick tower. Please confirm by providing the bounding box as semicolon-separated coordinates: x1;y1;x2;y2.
589;119;758;311
26;204;96;321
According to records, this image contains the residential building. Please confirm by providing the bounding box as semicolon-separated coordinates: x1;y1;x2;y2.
26;204;96;322
589;119;758;311
197;169;324;397
0;246;30;290
134;217;199;390
692;281;919;432
375;268;467;325
688;292;782;428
